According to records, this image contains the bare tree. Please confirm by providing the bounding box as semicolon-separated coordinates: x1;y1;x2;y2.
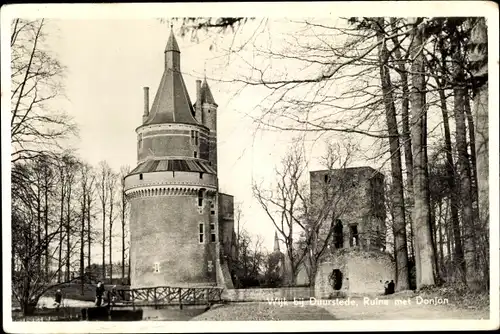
12;158;82;315
253;139;357;293
78;163;95;293
118;166;130;282
97;161;112;280
408;18;437;288
468;17;489;287
10;19;75;164
373;17;410;291
107;170;117;282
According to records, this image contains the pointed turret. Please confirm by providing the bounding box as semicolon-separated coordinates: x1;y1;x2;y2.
200;77;217;106
274;231;280;252
143;26;197;126
165;25;180;53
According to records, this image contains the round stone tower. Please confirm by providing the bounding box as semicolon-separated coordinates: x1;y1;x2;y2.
124;28;220;288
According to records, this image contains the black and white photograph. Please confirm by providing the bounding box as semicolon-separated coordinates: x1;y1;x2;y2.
2;2;498;332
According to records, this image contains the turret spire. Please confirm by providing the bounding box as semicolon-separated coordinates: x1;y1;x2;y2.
143;28;197;126
274;231;280;252
165;25;180;54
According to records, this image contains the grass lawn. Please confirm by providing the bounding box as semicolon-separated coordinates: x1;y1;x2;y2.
191;302;335;321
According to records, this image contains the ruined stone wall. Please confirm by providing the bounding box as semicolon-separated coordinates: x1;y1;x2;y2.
314;249;395;298
309;167;386;251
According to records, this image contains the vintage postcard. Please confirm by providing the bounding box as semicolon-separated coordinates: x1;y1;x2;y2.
1;2;498;333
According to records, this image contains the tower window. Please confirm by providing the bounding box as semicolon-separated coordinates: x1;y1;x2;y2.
210;202;215;215
199;223;204;243
210;223;216;242
194;151;198;158
154;262;160;273
139;173;143;180
194;131;199;146
199;172;203;179
191;130;195;139
138;134;143;149
350;224;359;247
198;189;204;207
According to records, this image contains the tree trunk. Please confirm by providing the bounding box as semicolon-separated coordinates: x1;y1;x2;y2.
376;18;409;291
87;192;91;272
122;189;126;281
469;17;489;286
102;199;106;281
58;170;65;283
109;198;113;282
44;169;50;279
452;42;477;288
66;178;72;282
409;18;436;288
438;201;445;272
36;177;42;272
80;190;86;295
437;85;465;282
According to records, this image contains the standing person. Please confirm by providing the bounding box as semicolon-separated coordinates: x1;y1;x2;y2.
54;289;62;310
383;281;389;295
95;281;105;307
107;285;118;307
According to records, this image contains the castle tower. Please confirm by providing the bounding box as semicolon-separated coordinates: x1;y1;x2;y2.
194;77;218;171
124;28;221;288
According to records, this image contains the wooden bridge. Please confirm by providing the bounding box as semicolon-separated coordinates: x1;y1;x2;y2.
113;286;224;310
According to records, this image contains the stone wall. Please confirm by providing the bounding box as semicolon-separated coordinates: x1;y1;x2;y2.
309;167;386;251
223;287;310;302
314;248;395;298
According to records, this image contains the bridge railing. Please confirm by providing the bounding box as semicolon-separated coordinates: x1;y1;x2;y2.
115;286;224;309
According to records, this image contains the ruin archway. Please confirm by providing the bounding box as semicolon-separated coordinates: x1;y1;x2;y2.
329;269;343;290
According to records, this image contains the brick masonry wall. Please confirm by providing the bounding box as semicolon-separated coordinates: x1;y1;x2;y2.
137;124;210;161
129;193;217;288
223;287;311;302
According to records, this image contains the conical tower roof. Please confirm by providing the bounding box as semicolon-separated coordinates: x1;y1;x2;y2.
144;28;198;126
200;77;217;106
